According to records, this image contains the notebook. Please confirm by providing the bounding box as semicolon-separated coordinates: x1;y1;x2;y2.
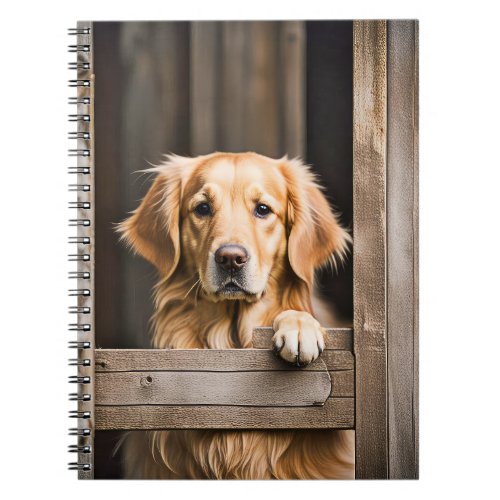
68;20;418;480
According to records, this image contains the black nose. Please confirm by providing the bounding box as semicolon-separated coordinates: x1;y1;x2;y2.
214;245;249;272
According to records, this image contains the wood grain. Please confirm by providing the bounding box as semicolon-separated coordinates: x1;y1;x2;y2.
252;327;353;350
119;22;190;348
280;22;306;158
189;21;305;158
96;368;331;407
353;20;389;479
387;20;419;479
190;21;219;155
95;348;353;372
95;397;354;430
329;370;354;398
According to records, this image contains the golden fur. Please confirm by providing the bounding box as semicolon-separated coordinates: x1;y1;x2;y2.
119;152;354;479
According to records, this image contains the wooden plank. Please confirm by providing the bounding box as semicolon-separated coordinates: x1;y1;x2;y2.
93;22;124;350
387;20;419;479
95;348;353;372
322;351;354;370
95;397;354;430
329;370;354;398
252;327;353;350
218;21;305;158
280;21;305;158
413;20;420;478
190;21;220;155
353;20;389;479
245;22;281;156
220;21;249;152
95;368;331;407
119;22;190;348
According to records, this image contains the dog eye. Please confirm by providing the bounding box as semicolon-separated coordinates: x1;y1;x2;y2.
194;202;212;217
254;204;271;218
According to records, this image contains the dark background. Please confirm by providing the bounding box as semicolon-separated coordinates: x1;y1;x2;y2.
93;20;352;478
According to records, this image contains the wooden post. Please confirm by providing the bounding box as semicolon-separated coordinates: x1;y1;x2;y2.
353;20;418;479
387;20;419;479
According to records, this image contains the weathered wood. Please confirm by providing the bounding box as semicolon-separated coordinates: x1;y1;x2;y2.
120;22;191;348
413;21;420;478
95;368;331;407
353;20;389;479
387;20;419;479
322;351;354;370
190;21;219;155
280;21;306;158
95;348;353;372
95;397;354;430
198;21;306;158
252;327;353;350
329;370;354;398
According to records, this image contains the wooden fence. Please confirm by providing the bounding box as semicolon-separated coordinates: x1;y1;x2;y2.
94;328;354;430
73;19;418;480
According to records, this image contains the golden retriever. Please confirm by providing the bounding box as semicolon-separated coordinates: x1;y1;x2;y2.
118;152;354;479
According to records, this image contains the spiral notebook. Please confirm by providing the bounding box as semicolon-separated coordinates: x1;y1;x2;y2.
68;20;418;480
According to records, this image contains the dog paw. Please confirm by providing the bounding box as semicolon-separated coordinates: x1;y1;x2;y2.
272;310;325;367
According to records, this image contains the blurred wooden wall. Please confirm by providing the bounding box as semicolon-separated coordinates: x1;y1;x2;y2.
94;21;306;348
190;22;305;157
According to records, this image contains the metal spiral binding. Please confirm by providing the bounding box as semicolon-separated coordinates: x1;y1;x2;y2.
68;271;90;280
69;356;92;365
68;166;91;175
69;201;91;209
69;79;91;87
69;236;90;244
68;132;91;140
68;341;92;349
68;184;90;191
68;149;91;157
69;323;91;331
68;45;90;53
69;97;91;105
69;445;92;454
68;256;91;264
69;428;92;436
69;376;91;384
68;114;91;122
69;410;92;419
69;393;92;401
68;221;91;229
68;27;91;35
69;306;91;314
68;289;91;296
68;22;94;478
68;62;91;70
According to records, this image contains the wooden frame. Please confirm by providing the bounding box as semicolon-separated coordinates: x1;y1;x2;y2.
73;20;418;480
353;20;419;479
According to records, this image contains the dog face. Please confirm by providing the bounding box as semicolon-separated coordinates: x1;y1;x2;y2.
119;153;350;302
181;154;288;302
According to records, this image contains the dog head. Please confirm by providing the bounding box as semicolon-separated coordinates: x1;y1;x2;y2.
119;153;350;302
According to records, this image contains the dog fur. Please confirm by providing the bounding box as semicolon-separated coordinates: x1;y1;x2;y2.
118;152;354;479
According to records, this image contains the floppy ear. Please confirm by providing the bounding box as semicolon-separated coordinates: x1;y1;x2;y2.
118;170;181;279
280;158;351;287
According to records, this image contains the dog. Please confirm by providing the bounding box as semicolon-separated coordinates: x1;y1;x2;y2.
118;152;354;479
